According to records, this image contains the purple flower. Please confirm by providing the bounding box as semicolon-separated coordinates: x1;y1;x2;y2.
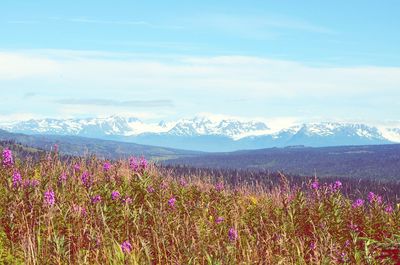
111;190;121;200
73;163;81;172
311;181;319;190
12;171;22;188
339;252;347;262
168;196;176;208
53;144;58;153
334;181;342;189
160;181;168;190
81;171;92;188
385;205;393;214
179;178;187;187
120;240;132;254
367;192;375;203
349;223;359;232
103;162;111;172
91;195;102;204
58;172;67;184
147;186;155;193
2;149;13;167
122;196;132;205
129;157;139;171
215;217;224;224
329;180;342;192
215;182;224;192
310;242;316;251
30;179;40;187
44;189;55;207
368;192;382;204
352;199;364;208
228;228;238;241
23;179;40;188
139;157;148;171
72;204;87;216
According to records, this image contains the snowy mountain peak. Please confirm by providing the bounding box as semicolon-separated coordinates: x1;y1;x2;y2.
297;122;384;139
167;116;269;138
0;116;399;151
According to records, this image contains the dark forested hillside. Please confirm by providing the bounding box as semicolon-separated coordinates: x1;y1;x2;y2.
165;144;400;180
0;129;200;160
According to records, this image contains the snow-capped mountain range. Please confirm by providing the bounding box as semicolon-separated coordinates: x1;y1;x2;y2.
1;115;399;152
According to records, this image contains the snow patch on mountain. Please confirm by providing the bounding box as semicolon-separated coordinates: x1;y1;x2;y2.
379;127;400;142
167;115;269;138
0;115;399;145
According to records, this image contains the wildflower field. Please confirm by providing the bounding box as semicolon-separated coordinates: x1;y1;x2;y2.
0;147;399;264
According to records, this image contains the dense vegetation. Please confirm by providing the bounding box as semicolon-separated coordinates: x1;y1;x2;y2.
160;166;400;202
0;146;399;264
166;144;400;180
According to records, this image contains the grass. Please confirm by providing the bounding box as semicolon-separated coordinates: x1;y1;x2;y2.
0;148;399;264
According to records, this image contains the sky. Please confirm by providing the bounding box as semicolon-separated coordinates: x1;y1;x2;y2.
1;0;400;125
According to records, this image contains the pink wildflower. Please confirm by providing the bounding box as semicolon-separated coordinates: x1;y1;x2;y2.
111;190;121;200
168;196;176;208
122;196;132;205
215;182;224;192
44;189;55;207
91;195;102;204
179;178;187;187
103;162;111;172
352;198;364;208
215;217;224;224
120;240;132;254
139;157;148;171
2;149;13;167
81;171;92;188
311;181;319;190
12;171;22;188
310;242;316;251
129;157;139;171
228;228;238;241
385;205;394;214
368;192;382;204
73;163;81;172
58;172;67;184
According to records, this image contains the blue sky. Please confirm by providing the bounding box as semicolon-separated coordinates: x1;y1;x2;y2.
1;0;400;124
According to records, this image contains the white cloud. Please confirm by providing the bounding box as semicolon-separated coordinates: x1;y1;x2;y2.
0;52;59;79
0;50;400;121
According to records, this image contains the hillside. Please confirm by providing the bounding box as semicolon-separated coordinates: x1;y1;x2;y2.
165;144;400;180
0;140;45;160
0;129;200;161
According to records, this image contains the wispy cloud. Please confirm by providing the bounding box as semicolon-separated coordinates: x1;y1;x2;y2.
54;17;183;30
55;98;174;108
23;92;38;99
184;13;334;39
6;20;39;24
67;18;150;26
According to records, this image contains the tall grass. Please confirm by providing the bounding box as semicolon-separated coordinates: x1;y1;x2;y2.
0;148;399;264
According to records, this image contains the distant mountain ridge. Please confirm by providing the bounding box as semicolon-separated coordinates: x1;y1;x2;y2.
1;115;399;152
0;129;200;160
